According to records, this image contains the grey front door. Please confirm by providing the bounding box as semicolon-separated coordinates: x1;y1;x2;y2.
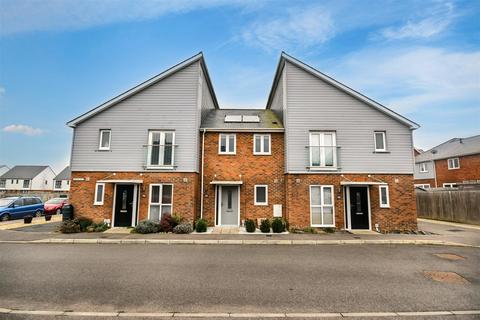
220;186;239;225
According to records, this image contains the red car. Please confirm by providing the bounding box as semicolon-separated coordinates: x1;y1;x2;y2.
44;198;68;215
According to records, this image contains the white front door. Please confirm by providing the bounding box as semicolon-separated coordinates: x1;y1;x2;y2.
219;186;239;226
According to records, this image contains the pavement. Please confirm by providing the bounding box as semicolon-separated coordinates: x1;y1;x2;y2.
0;243;479;319
0;214;62;230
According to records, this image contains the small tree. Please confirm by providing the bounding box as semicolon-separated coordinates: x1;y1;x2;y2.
260;219;271;233
271;218;284;233
245;219;256;233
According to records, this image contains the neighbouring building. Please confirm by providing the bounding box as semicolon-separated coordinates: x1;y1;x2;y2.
0;165;9;177
53;166;71;192
0;165;56;191
67;52;419;232
414;135;480;188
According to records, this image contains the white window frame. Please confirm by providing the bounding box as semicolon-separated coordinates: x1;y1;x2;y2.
0;179;5;189
54;180;62;189
148;184;174;220
98;129;111;150
22;179;30;189
147;130;175;168
309;185;335;227
414;184;431;189
254;185;268;206
218;133;236;155
94;183;105;205
443;183;457;188
309;132;337;169
374;131;387;152
447;158;460;170
253;134;271;155
379;185;390;208
419;162;428;173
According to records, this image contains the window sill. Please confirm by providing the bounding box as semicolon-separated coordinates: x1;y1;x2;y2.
95;149;112;152
253;153;271;156
307;167;338;171
311;224;335;228
373;150;390;154
380;206;390;209
145;166;175;170
93;203;104;206
218;153;236;155
447;168;460;170
254;203;268;206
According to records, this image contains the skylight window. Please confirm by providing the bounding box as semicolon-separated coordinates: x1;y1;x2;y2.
224;115;242;123
242;115;260;123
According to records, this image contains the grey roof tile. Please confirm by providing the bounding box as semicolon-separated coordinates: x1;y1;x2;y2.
54;166;71;180
0;165;50;179
415;135;480;163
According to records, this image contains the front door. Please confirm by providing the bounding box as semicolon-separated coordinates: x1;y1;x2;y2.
220;186;239;226
114;185;134;227
349;187;370;229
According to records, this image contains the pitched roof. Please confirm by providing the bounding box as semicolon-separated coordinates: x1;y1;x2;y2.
200;109;284;131
54;166;71;180
0;165;50;179
266;52;419;130
67;52;219;127
415;135;480;163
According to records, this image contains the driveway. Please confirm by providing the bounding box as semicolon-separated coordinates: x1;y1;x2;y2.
418;219;480;247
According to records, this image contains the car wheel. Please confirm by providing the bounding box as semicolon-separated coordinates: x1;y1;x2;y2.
35;210;42;217
56;208;61;215
0;214;10;222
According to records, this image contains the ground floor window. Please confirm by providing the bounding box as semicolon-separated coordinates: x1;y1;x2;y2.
414;184;430;189
23;179;30;188
94;183;105;205
0;180;5;188
149;184;173;220
379;185;390;208
254;185;268;205
443;183;457;188
55;180;62;189
310;185;334;227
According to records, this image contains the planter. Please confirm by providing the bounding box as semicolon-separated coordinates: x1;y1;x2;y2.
45;215;52;221
24;216;33;224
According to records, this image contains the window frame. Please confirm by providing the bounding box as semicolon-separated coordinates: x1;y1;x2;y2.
22;179;30;189
54;180;62;189
443;183;457;188
218;133;236;155
419;162;428;173
98;129;111;151
148;183;174;220
253;134;271;155
374;131;387;152
414;184;431;189
309;131;337;169
379;185;390;208
447;157;460;170
146;130;175;168
309;185;335;227
254;185;268;206
0;179;5;188
94;183;105;205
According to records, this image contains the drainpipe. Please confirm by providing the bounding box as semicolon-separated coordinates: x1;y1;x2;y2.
433;160;438;188
200;129;206;219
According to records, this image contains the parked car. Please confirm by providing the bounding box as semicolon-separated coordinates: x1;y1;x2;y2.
0;196;44;221
44;197;69;215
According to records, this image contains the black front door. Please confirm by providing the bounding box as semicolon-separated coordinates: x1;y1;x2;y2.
349;187;370;229
114;185;134;227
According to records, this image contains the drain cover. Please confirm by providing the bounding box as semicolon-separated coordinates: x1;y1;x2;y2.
434;253;465;261
447;229;464;232
424;271;469;284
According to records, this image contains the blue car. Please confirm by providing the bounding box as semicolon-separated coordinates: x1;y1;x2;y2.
0;196;44;221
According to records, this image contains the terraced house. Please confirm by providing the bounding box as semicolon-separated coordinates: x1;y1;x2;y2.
68;52;419;232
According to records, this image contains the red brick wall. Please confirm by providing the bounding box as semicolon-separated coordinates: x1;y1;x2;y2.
70;171;198;224
201;132;285;225
285;174;417;232
413;178;435;187
435;154;480;187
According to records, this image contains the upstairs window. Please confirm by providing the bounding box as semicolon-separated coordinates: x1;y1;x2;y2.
219;133;236;154
23;180;30;188
379;185;390;208
147;131;175;167
374;131;387;152
253;134;271;155
309;132;336;168
55;181;62;189
99;129;111;150
149;184;173;220
447;158;460;170
419;163;428;173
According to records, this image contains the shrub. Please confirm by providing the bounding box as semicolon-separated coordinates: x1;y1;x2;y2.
171;215;183;228
59;219;81;233
173;223;193;234
245;219;256;233
195;219;208;233
78;218;93;232
271;218;284;233
134;220;159;234
260;219;271;233
159;214;174;233
302;227;318;234
93;222;109;232
322;227;335;233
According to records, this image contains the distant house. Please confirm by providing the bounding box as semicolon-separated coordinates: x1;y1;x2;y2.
0;165;56;191
53;166;71;191
0;165;9;177
414;135;480;188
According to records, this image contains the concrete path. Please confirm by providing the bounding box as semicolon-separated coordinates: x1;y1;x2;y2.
0;215;61;230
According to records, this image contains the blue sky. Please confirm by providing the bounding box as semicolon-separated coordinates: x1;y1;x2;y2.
0;0;479;173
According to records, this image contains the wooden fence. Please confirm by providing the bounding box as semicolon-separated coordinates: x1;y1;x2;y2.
416;189;480;225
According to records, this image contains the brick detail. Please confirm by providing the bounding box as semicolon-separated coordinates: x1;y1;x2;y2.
285;174;417;232
70;172;198;224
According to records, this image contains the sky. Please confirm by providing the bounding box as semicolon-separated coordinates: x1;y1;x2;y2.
0;0;479;173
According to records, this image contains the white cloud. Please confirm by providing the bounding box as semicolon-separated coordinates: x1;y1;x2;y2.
242;6;334;51
2;124;44;136
0;87;5;95
379;2;456;40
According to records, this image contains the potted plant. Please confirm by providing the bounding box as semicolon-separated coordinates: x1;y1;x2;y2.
24;215;33;224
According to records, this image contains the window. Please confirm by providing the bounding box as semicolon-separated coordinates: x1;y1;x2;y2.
147;131;175;167
443;183;457;188
23;180;30;188
0;180;5;188
55;181;62;189
254;185;268;205
414;184;430;189
13;198;24;207
379;185;390;208
309;132;336;168
98;129;111;150
374;131;387;152
447;158;460;170
24;198;35;205
219;133;236;154
149;184;173;221
253;134;271;155
67;180;70;185
310;185;334;227
94;183;105;205
419;163;428;173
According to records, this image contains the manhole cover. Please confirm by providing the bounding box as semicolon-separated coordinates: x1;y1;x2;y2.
434;253;465;261
424;271;469;284
447;229;464;232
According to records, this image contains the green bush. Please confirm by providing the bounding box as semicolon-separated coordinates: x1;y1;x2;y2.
135;220;159;234
171;215;183;227
78;218;93;232
195;219;208;233
59;219;81;233
260;219;271;233
271;218;284;233
302;227;318;234
245;219;256;233
173;223;193;234
322;227;335;233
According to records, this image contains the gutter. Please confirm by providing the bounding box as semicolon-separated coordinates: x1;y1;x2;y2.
200;129;206;219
